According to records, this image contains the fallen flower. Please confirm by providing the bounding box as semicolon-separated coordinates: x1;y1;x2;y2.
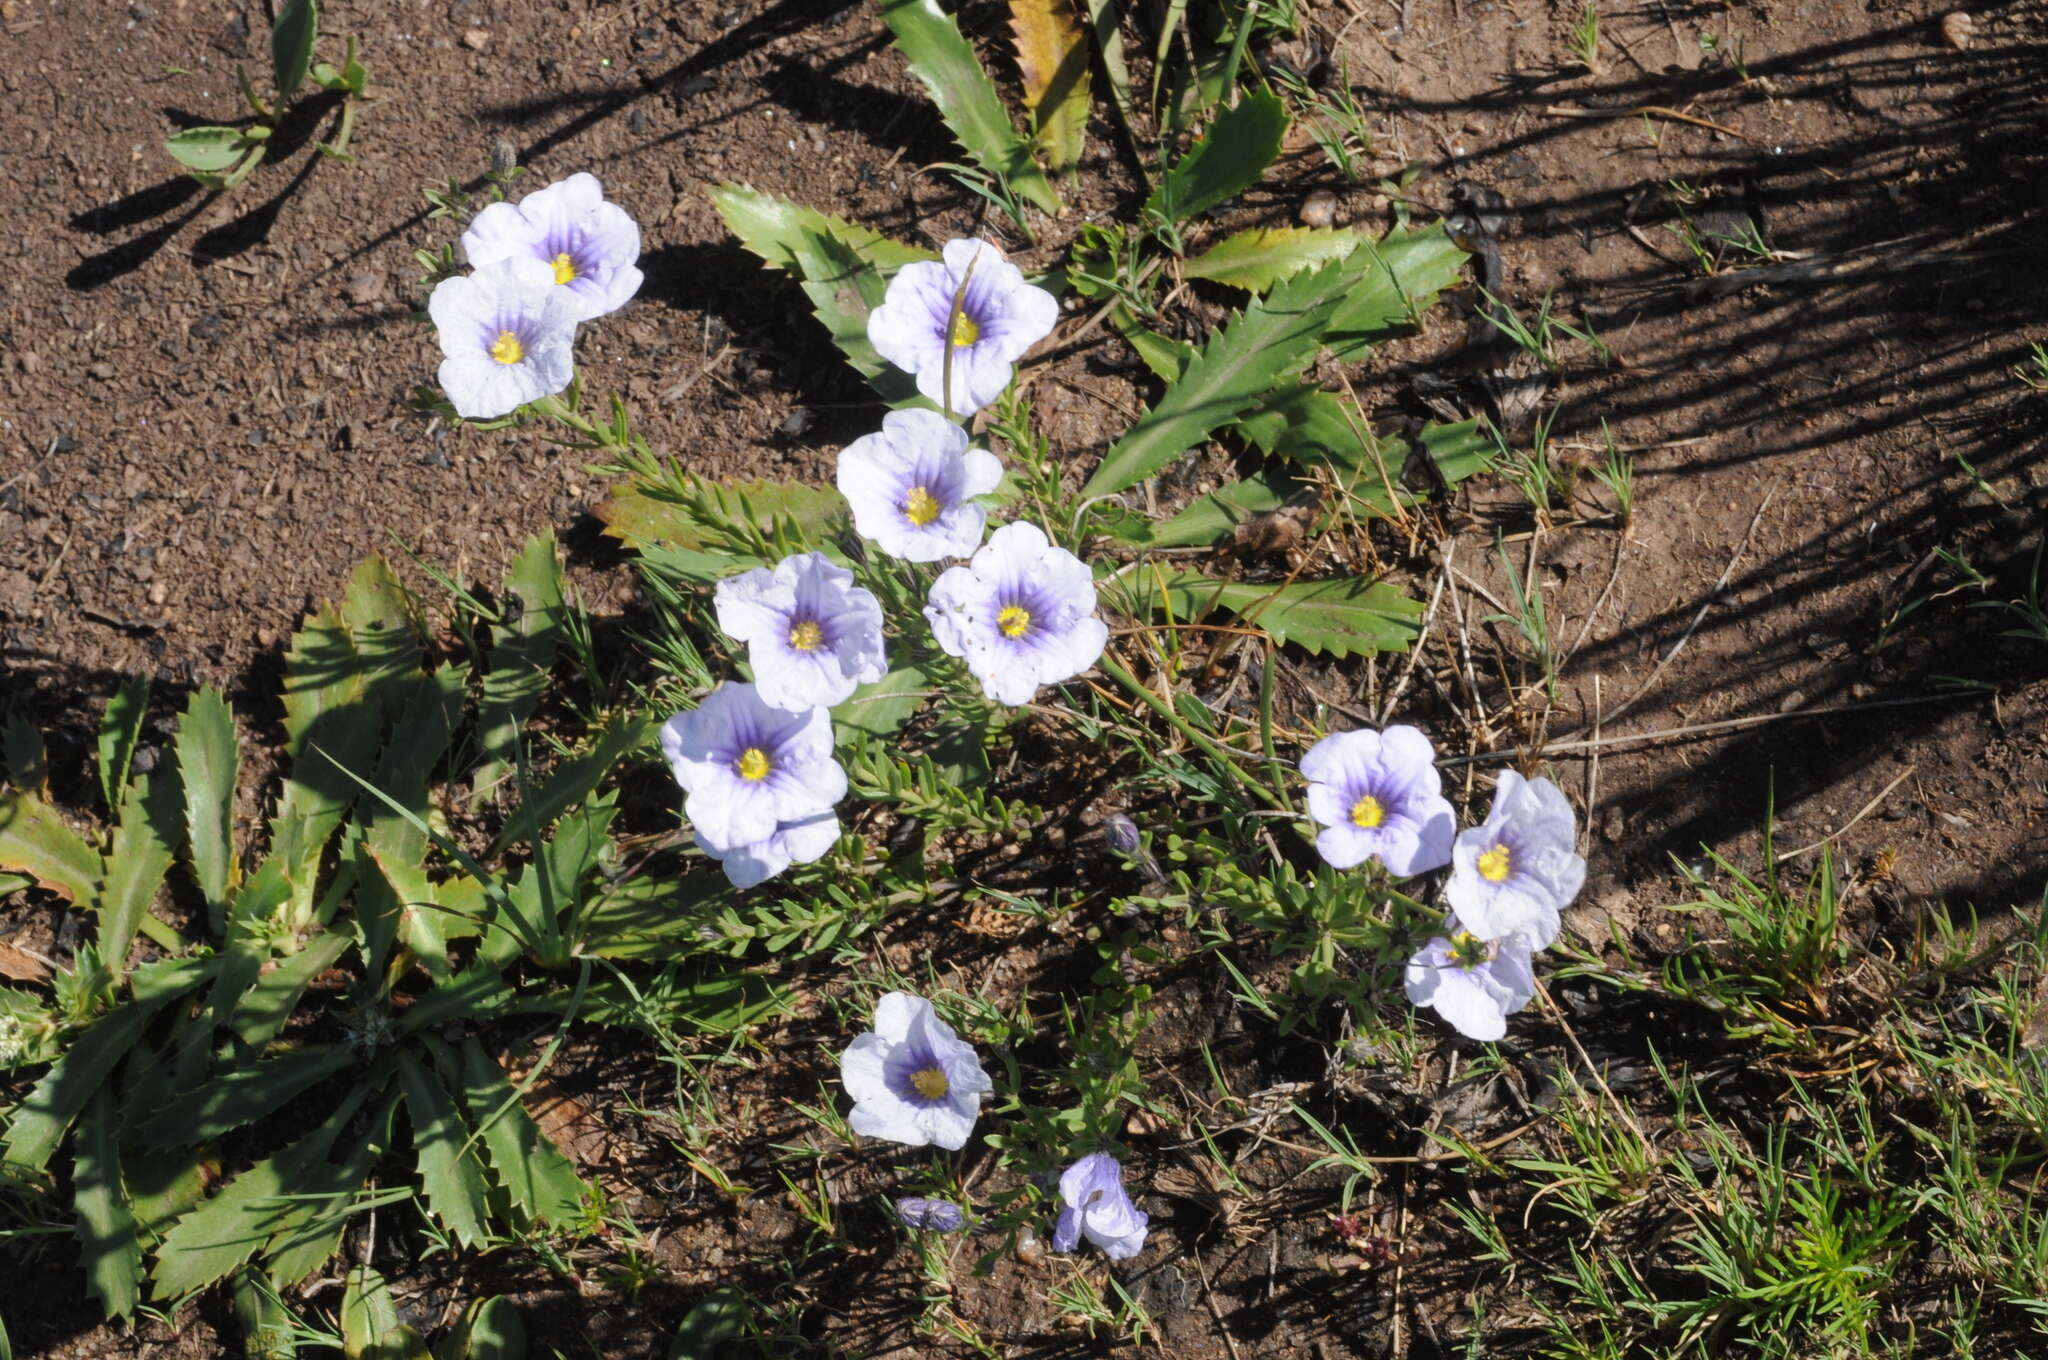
1051;1152;1149;1261
715;553;887;711
429;257;578;419
1299;725;1457;877
836;409;1003;562
840;992;993;1151
925;522;1107;707
461;171;644;322
867;238;1058;417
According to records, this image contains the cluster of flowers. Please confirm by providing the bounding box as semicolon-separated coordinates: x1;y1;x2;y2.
659;238;1112;886
1300;726;1587;1040
428;173;644;419
842;992;1148;1260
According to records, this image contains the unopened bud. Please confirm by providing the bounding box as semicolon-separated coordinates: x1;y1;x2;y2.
490;139;519;176
1103;814;1141;856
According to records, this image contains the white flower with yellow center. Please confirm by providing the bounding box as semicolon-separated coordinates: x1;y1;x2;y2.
839;992;993;1150
1403;915;1539;1041
714;552;887;712
1299;725;1456;876
924;522;1107;707
1445;771;1585;946
836;409;1003;562
428;257;579;419
460;171;644;323
866;238;1059;417
659;682;847;889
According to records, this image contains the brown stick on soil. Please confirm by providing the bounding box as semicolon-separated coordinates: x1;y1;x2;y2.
1542;102;1757;143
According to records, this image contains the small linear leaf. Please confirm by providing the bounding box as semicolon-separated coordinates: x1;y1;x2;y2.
1119;571;1424;656
174;687;239;930
1146;92;1288;225
397;1049;492;1248
74;1088;144;1320
1010;0;1091;173
1184;226;1367;292
877;0;1061;214
271;0;318;99
459;1038;589;1228
96;679;149;819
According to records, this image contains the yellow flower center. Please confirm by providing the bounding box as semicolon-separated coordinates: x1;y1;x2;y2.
735;747;771;782
910;1067;949;1100
551;251;577;285
996;605;1031;638
1351;795;1386;829
1449;931;1491;968
904;486;941;527
948;312;980;348
788;619;824;652
1478;843;1512;882
488;330;524;365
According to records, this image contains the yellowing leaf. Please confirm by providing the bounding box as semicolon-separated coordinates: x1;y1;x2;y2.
1185;226;1368;292
1009;0;1092;174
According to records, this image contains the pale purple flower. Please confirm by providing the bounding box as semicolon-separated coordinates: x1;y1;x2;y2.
1403;917;1538;1042
896;1197;968;1232
1446;771;1585;948
698;807;841;891
1051;1153;1148;1261
714;553;887;712
925;522;1107;707
867;238;1059;416
840;993;993;1150
659;683;846;888
1300;725;1456;877
836;410;1003;562
429;257;579;419
460;171;643;322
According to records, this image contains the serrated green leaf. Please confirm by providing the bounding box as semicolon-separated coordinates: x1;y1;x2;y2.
1119;571;1423;656
1235;385;1410;521
1010;0;1091;174
131;1045;351;1149
164;126;252;173
577;874;735;961
709;184;931;396
261;1095;391;1288
270;602;376;894
1419;416;1491;487
271;0;317;99
396;1050;491;1248
74;1087;143;1320
1323;225;1468;361
876;0;1061;215
1081;256;1347;498
1;961;208;1174
174;687;239;932
228;930;352;1048
1107;308;1194;381
833;667;932;746
233;1268;298;1360
99;769;182;972
489;714;647;858
595;475;845;558
1143;473;1292;548
96;679;149;819
3;712;48;793
473;533;565;804
368;666;466;862
1184;226;1367;292
359;839;447;979
0;788;103;905
459;1038;588;1228
147;1075;371;1301
341;555;423;724
668;1290;750;1359
1146;91;1287;224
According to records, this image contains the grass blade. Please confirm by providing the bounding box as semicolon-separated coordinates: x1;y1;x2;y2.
878;0;1061;215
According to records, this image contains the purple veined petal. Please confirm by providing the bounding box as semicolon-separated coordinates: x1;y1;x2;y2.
429;258;580;420
840;993;992;1150
923;522;1105;706
1051;1205;1082;1254
867;240;1059;417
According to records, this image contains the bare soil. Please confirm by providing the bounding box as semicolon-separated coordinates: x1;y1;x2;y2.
3;0;2046;1354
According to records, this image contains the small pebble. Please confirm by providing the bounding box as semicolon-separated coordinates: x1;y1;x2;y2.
89;361;116;380
148;582;168;606
1299;189;1341;228
1940;10;1974;48
343;271;386;305
461;27;490;50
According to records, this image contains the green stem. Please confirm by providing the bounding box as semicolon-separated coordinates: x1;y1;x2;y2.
1097;651;1290;812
